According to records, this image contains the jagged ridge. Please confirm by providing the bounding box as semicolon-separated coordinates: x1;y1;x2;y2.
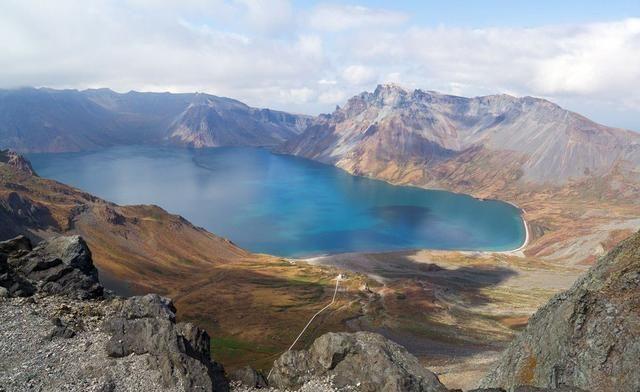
282;84;640;186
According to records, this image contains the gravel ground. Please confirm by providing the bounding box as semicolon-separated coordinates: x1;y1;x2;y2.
0;295;181;392
230;375;358;392
0;295;356;392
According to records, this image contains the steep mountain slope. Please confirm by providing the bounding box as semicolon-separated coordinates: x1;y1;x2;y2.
282;84;640;188
480;230;640;392
0;88;311;152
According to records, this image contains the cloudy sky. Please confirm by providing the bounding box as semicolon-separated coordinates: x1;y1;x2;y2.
2;0;640;130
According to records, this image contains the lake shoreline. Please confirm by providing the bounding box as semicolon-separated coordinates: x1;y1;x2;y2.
271;149;530;256
30;145;528;258
298;210;529;263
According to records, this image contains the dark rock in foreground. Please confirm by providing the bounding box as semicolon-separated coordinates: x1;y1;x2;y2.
229;366;268;389
3;230;639;391
269;331;448;392
0;235;102;299
0;234;229;392
105;294;228;391
480;230;640;392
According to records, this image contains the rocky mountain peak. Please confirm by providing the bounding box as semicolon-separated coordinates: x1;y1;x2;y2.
284;85;640;185
336;83;416;118
373;82;409;96
0;150;36;176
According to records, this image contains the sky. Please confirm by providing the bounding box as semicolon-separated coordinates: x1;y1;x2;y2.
2;0;640;130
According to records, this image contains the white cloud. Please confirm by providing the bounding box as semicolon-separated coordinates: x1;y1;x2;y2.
341;19;640;115
342;65;377;85
281;87;315;103
234;0;293;33
309;4;409;32
0;1;639;129
531;19;640;96
318;89;347;105
295;34;324;59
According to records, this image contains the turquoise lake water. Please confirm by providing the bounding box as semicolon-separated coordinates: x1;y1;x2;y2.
28;146;525;257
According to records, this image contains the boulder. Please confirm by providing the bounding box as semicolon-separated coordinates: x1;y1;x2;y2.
7;236;103;299
47;317;76;340
115;292;177;321
0;235;32;256
269;331;448;392
229;365;268;389
0;236;36;297
480;230;640;392
104;294;229;391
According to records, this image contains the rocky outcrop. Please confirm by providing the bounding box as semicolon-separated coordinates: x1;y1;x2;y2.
0;149;36;175
479;230;640;392
0;234;230;392
269;331;448;392
104;294;229;391
0;235;99;298
229;366;268;389
0;235;103;299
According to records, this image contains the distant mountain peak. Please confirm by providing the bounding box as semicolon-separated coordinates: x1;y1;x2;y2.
283;85;640;187
373;82;410;94
0;150;36;176
0;88;312;152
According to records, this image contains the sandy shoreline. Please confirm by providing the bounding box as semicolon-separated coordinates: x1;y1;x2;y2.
498;206;529;255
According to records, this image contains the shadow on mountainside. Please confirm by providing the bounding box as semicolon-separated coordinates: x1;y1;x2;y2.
307;250;522;361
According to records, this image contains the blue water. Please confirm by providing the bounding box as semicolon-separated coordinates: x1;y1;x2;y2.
28;146;525;257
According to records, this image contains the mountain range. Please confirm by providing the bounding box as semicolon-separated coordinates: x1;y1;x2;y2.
283;84;640;192
3;85;640;194
0;87;311;152
2;84;640;391
4;85;640;265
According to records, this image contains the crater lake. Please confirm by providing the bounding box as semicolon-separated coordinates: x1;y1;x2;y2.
28;146;526;257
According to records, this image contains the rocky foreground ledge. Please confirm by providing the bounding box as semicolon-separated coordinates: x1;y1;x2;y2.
0;235;227;391
1;232;638;392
